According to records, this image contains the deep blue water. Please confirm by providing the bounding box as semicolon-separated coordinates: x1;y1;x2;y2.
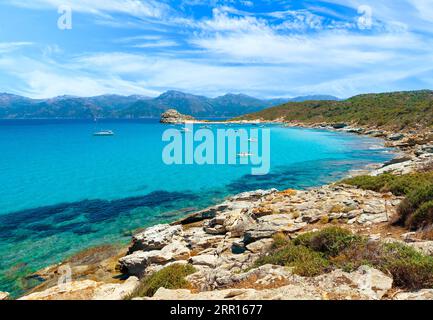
0;119;394;296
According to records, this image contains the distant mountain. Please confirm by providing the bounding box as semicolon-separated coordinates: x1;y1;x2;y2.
0;91;339;119
288;95;340;102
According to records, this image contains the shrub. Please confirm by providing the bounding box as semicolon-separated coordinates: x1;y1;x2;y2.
272;232;290;249
254;243;329;277
398;185;433;229
334;241;433;290
127;264;196;298
380;242;433;290
342;173;433;196
407;201;433;230
293;227;361;257
255;227;433;290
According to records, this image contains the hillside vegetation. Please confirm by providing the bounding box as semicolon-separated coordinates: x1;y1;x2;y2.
238;90;433;130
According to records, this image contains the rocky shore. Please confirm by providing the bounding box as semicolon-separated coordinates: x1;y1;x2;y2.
13;121;433;301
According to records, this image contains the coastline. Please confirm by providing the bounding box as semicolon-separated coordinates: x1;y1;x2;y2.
8;121;433;300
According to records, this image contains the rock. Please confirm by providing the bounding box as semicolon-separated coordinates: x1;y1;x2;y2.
92;277;140;300
149;266;393;300
129;224;182;253
19;280;101;300
190;254;219;268
231;240;246;254
230;189;278;202
244;230;277;245
394;289;433;300
332;123;348;129
183;227;226;250
179;205;226;224
0;292;9;300
120;241;190;276
204;224;226;235
388;133;405;141
19;277;140;301
401;232;418;242
223;209;256;238
345;266;393;300
407;241;433;256
160;109;195;124
246;239;274;254
119;251;151;277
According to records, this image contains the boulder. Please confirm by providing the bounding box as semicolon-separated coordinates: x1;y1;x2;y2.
332;123;348;129
246;239;274;254
190;254;219;268
160;109;195;124
0;292;9;300
19;280;101;300
243;229;277;245
407;241;433;256
345;266;393;300
119;251;151;277
394;289;433;300
129;224;182;253
388;133;405;141
92;277;140;300
120;241;190;276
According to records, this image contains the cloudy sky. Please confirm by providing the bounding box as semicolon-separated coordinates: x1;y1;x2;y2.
0;0;433;99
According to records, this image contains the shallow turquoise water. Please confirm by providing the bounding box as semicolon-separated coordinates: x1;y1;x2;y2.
0;119;394;296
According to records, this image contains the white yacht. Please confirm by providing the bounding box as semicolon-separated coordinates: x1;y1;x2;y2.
93;130;114;136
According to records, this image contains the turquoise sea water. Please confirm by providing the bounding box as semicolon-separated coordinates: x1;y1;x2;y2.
0;119;394;296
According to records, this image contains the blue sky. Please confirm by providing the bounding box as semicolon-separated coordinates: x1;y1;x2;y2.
0;0;433;99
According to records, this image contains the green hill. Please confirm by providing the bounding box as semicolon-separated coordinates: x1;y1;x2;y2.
237;90;433;130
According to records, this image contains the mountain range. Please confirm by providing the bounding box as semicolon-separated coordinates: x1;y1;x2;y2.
0;91;339;119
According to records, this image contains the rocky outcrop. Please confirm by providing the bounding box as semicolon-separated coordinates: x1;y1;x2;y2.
0;292;9;300
19;277;140;300
394;289;433;300
115;184;402;285
160;109;195;124
142;265;392;300
128;224;182;253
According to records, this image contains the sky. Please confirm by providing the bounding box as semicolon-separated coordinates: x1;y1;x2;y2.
0;0;433;99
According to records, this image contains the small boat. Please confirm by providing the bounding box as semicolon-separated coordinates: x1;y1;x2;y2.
248;138;258;142
180;128;192;133
237;152;254;157
200;125;211;129
93;130;114;136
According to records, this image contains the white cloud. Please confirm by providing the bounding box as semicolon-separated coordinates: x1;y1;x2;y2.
7;0;169;19
0;42;33;53
132;40;179;48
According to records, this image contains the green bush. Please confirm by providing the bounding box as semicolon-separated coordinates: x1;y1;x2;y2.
127;264;196;299
407;201;433;230
398;185;433;229
256;227;433;290
342;173;433;196
254;243;329;277
293;227;361;257
380;243;433;290
272;232;290;249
